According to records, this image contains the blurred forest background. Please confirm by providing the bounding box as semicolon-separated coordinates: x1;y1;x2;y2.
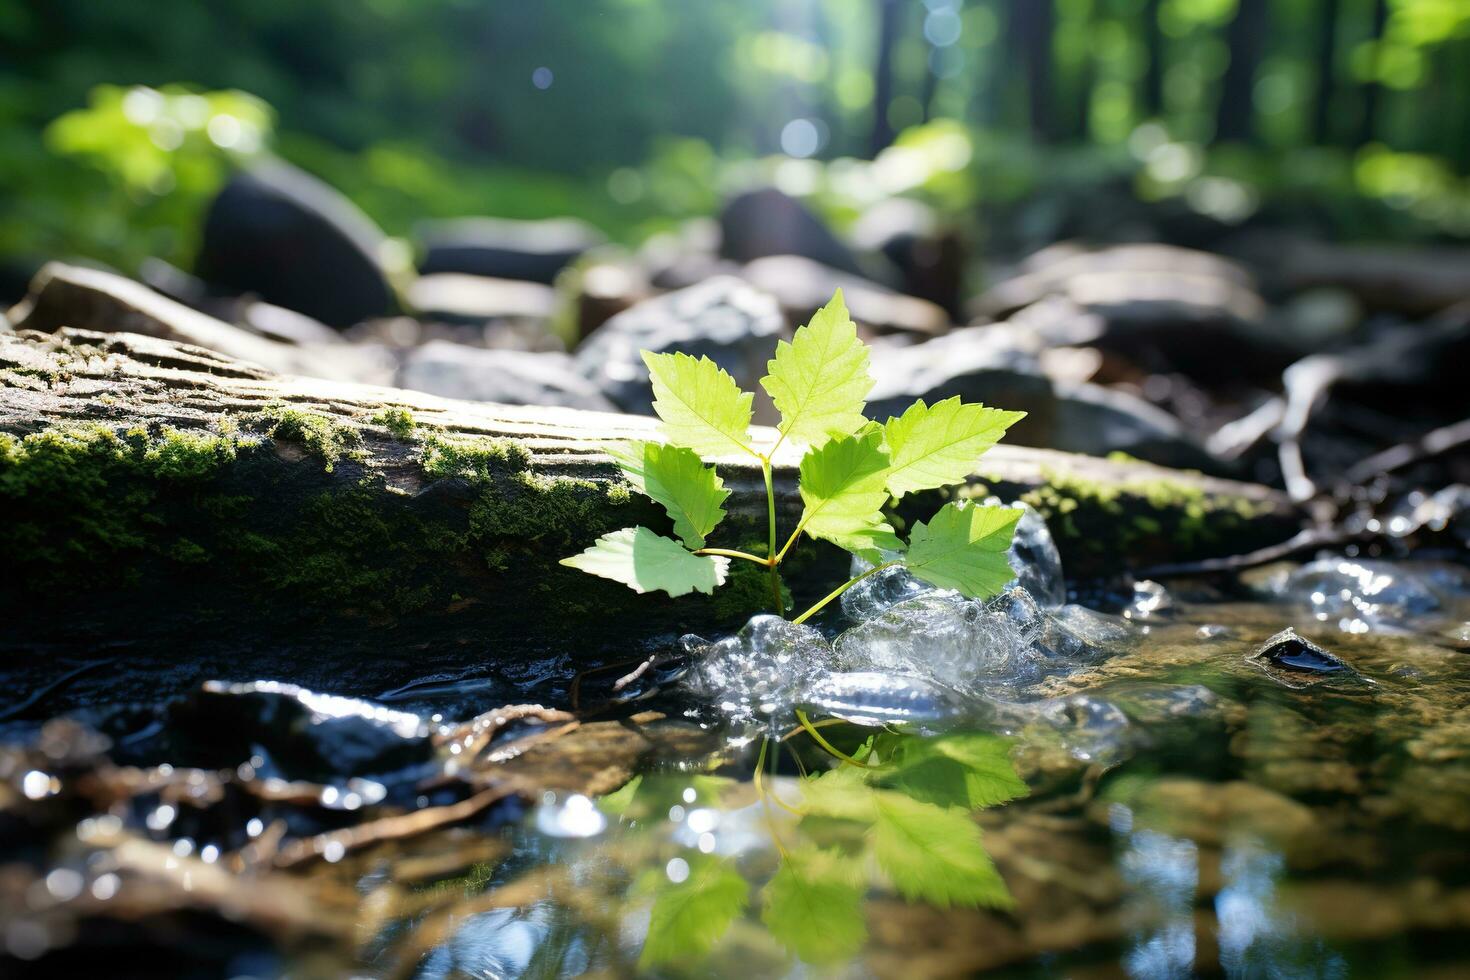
3;0;1470;294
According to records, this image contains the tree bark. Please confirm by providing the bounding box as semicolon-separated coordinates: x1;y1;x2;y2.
1215;0;1269;143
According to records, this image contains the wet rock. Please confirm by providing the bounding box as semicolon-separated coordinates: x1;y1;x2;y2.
866;327;1058;439
170;681;432;781
1233;234;1470;317
739;255;948;337
418;216;605;284
397;340;616;410
406;274;557;325
681;615;838;731
1247;629;1360;689
1262;558;1451;632
850;198;966;318
719;187;865;277
572;276;784;415
797;671;969;733
195;160;397;328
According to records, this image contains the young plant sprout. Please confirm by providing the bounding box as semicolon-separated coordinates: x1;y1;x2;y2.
561;289;1027;623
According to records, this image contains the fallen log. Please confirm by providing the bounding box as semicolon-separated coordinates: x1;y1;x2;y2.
0;328;1300;710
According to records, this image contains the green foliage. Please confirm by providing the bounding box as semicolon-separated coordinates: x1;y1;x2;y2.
560;526;729;597
563;291;1023;615
607;441;728;549
642;351;755;459
761;288;873;448
795;427;900;561
882;398;1026;499
905;500;1023;598
760;847;868;964
638;854;750;967
873;731;1030;811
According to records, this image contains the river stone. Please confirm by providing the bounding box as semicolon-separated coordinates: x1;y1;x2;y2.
850;197;966;318
418;216;605;284
195;159;397;328
170;680;432;781
572;276;785;415
739;255;949;337
1247;628;1360;689
397;340;615;410
407;273;557;325
719;186;865;276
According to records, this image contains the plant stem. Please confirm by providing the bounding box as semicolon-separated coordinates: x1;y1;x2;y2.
773;523;804;565
693;547;769;564
795;710;880;769
791;561;898;625
761;456;785;616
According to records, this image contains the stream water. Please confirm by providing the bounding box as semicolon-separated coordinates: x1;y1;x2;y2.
3;536;1469;977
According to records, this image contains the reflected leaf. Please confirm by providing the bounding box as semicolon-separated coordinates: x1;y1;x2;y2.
870;791;1013;910
760;846;867;965
601;773;736;822
639;853;749;967
876;731;1030;811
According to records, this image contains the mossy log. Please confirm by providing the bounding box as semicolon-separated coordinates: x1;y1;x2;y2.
0;328;1300;710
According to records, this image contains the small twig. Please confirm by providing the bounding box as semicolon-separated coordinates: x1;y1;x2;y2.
1133;526;1365;578
1342;416;1470;486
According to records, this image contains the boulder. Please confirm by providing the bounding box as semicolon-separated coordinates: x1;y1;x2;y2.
397;341;616;411
739;255;949;337
195;159;397;328
417;216;604;284
719;187;866;277
573;276;785;416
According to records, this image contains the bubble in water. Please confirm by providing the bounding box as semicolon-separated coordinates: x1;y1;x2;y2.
1267;558;1448;631
682;615;838;729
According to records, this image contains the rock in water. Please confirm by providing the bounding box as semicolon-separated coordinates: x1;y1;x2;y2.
1264;558;1448;632
573;277;785;415
195;159;396;328
397;341;616;410
1247;629;1360;689
417;216;605;284
681;615;838;731
719;187;866;277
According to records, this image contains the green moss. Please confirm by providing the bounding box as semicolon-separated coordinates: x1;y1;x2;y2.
1015;469;1275;563
419;433;531;480
242;406;362;472
370;407;418;439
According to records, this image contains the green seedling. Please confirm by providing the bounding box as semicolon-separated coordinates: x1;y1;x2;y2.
562;289;1027;622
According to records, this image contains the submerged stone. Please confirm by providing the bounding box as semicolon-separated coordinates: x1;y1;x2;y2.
1247;628;1362;689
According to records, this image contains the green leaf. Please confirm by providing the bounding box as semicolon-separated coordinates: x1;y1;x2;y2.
639;853;749;966
642;351;755;458
608;441;730;548
560;526;729;597
878;733;1029;811
882;397;1027;498
797;428;902;560
903;501;1020;599
760;289;874;447
870;792;1013;910
760;847;867;964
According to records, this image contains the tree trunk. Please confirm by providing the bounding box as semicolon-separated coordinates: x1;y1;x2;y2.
1142;0;1166;118
1010;0;1057;142
869;0;902;155
1312;0;1342;144
1215;0;1268;143
1359;0;1388;145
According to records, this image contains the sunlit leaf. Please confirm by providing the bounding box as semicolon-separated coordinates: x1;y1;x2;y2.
869;792;1013;910
877;732;1029;811
601;774;737;822
797;428;902;561
598;775;642;816
904;500;1020;599
760;289;873;447
608;440;729;548
760;846;867;964
560;526;729;597
643;351;755;458
639;853;749;966
882;397;1026;498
